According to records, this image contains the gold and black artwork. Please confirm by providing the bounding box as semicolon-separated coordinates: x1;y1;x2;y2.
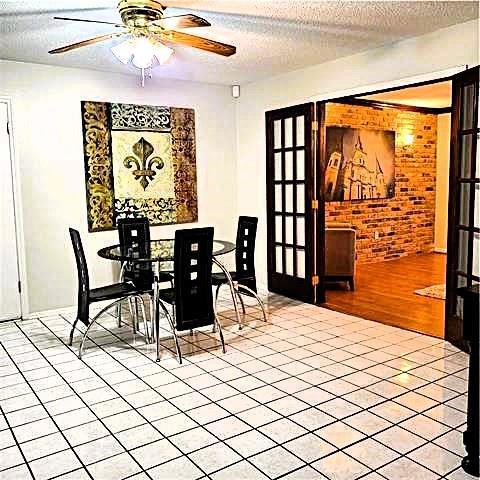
81;101;198;232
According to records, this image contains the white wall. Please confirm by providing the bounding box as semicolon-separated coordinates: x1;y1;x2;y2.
435;113;451;253
0;60;238;314
236;20;479;285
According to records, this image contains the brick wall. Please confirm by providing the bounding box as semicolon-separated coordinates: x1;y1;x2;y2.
325;102;437;264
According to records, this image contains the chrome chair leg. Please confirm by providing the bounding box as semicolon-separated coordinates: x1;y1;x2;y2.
237;284;268;323
78;295;148;359
68;319;79;346
136;295;149;344
236;291;246;315
157;300;182;363
214;314;226;354
79;298;124;359
127;298;136;334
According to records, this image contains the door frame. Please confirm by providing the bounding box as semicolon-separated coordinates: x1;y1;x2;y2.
309;65;476;338
0;96;27;320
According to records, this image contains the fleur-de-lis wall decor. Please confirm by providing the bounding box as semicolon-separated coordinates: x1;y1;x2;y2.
124;137;165;190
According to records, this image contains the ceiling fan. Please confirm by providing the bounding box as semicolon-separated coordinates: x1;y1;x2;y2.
49;0;236;84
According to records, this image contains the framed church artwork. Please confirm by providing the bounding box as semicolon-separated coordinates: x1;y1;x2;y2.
81;101;198;232
325;126;396;202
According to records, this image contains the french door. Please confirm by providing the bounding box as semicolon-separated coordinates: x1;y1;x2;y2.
446;66;479;350
266;103;325;304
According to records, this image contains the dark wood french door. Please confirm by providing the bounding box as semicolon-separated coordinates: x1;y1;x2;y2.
446;66;479;351
266;103;325;304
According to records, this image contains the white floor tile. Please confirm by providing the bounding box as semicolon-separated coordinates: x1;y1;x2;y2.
312;451;370;480
250;446;305;479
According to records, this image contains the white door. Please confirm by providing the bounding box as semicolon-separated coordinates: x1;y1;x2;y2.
0;102;21;320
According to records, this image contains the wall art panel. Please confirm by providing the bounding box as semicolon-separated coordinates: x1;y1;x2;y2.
81;101;198;232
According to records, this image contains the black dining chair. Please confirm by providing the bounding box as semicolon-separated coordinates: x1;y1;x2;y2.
68;228;148;359
212;216;267;323
117;217;173;289
117;217;173;332
155;227;226;364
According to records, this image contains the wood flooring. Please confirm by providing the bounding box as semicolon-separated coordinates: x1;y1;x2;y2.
324;253;446;338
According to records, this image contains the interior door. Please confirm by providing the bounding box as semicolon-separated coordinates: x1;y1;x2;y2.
266;103;324;303
0;102;21;320
445;66;479;350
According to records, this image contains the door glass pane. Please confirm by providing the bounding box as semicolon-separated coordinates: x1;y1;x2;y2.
297;250;305;279
274;120;281;149
476;135;480;177
456;296;464;319
297;150;305;180
459;183;470;225
284;118;293;148
285;216;293;245
461;84;474;130
275;246;283;274
460;134;473;178
285;247;294;276
275;185;282;212
275;216;282;243
296;116;305;147
285;151;293;180
285;185;293;212
475;183;480;228
297;218;305;246
458;229;469;273
275;153;282;180
297;184;305;214
473;232;479;277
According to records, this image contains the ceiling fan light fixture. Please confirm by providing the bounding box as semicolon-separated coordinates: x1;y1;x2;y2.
111;38;135;64
131;36;155;69
112;36;173;69
152;42;174;65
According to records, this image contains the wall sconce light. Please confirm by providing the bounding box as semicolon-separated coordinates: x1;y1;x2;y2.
232;85;241;99
399;131;415;148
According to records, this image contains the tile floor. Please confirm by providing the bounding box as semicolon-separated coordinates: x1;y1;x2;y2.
0;292;475;480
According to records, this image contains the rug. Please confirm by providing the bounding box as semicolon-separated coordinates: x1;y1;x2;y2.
414;284;446;300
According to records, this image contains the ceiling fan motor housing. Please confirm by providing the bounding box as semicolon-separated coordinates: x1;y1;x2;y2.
118;0;166;28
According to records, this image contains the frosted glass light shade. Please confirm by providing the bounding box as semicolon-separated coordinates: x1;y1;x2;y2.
132;37;155;69
111;39;135;64
112;37;173;69
153;42;174;65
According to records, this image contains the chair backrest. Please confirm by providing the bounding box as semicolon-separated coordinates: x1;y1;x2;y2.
118;217;150;247
117;217;153;289
235;216;258;292
69;228;90;326
174;227;215;331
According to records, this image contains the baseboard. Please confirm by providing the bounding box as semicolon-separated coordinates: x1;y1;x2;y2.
434;248;447;254
22;305;77;320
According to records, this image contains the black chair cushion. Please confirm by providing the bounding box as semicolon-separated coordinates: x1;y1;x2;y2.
157;287;176;305
90;282;139;303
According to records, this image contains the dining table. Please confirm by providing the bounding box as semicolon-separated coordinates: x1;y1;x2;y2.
97;238;241;361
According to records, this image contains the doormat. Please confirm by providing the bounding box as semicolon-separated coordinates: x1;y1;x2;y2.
414;284;446;300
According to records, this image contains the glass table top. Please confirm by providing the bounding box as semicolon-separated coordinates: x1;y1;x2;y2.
98;239;235;263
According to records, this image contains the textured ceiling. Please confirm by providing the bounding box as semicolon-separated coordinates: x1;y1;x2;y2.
0;1;478;85
360;81;453;108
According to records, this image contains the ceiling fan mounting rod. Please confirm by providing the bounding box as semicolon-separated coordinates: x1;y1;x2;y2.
118;0;166;28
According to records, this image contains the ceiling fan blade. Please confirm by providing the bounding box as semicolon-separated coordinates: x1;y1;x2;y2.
49;32;125;54
162;31;236;57
152;14;210;30
54;16;123;27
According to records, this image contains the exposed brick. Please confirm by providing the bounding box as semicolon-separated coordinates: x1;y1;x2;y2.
325;103;436;264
